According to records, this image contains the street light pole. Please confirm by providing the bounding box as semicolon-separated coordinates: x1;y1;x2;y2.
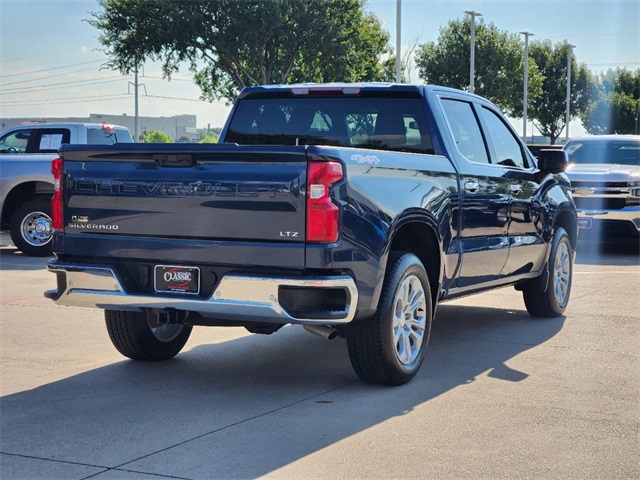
565;44;576;142
128;62;146;143
134;65;139;143
465;10;482;93
520;32;534;143
396;0;402;83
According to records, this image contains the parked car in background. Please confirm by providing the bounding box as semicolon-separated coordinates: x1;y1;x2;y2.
564;135;640;245
0;123;133;256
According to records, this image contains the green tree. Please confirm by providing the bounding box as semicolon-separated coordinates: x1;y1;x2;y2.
89;0;390;102
528;40;593;144
379;55;407;83
177;135;191;143
580;68;640;134
145;130;174;143
414;17;543;117
198;132;218;144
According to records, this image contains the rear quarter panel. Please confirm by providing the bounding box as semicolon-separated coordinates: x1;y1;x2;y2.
305;146;459;315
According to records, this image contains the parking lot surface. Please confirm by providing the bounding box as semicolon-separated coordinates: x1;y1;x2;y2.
1;234;638;479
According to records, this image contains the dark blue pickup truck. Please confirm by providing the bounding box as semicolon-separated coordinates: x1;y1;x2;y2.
46;84;577;385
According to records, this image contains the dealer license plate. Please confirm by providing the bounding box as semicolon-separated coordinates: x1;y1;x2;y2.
154;265;200;294
577;218;592;230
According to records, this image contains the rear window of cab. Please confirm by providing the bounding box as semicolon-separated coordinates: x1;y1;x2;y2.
226;95;435;154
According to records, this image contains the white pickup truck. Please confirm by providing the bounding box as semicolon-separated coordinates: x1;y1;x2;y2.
564;135;640;245
0;123;133;256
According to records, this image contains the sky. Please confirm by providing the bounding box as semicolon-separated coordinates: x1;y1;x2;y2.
1;0;638;134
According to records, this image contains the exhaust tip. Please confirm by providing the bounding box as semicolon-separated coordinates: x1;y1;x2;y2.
303;324;339;340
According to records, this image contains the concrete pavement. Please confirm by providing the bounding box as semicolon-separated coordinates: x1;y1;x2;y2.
1;237;638;479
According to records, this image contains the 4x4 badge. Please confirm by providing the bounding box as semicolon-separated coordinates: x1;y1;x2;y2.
351;154;380;165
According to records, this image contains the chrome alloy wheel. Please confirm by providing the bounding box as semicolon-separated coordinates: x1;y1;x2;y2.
150;324;185;343
20;211;52;246
553;241;571;306
392;274;427;366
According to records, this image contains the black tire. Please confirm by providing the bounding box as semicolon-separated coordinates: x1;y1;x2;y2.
9;197;53;257
523;227;573;317
346;252;432;386
105;310;192;361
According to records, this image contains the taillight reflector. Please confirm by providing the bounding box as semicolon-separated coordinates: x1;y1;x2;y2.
307;161;343;243
51;157;64;232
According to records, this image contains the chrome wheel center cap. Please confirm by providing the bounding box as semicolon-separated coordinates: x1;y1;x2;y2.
35;219;50;234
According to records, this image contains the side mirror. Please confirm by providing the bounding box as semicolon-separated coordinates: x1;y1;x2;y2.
538;149;568;174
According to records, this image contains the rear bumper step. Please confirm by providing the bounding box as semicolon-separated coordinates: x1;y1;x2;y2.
45;263;358;325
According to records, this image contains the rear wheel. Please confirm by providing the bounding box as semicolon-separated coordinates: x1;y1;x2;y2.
523;227;573;317
10;197;53;257
346;252;432;386
105;310;192;361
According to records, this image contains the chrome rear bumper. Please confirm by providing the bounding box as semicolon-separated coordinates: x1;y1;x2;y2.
46;263;358;325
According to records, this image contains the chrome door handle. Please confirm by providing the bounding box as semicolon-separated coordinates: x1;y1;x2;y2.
509;184;522;194
464;181;479;193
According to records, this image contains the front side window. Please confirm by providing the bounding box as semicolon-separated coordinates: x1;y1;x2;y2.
440;98;489;164
0;129;31;154
479;107;527;168
225;95;434;154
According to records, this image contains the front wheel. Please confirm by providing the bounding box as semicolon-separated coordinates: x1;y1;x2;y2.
9;197;53;257
105;310;192;361
346;252;432;386
522;227;573;317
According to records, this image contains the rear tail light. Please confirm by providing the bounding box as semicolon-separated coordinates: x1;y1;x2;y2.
307;161;343;243
51;157;64;232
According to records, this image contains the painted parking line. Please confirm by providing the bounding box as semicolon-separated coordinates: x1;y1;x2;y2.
574;271;639;274
0;297;47;305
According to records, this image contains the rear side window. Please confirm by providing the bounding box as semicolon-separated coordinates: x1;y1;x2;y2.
87;127;133;144
478;107;527;168
32;128;71;153
440;99;489;164
226;96;434;154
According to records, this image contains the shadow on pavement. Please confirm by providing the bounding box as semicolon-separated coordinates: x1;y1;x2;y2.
0;247;51;271
0;304;565;479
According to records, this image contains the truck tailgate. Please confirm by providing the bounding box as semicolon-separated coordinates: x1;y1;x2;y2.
59;144;307;266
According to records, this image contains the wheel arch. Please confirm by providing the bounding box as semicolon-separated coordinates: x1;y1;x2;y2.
384;212;443;314
553;206;578;251
2;181;53;230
